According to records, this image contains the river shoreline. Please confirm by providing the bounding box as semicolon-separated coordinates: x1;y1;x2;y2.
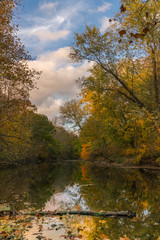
1;158;160;170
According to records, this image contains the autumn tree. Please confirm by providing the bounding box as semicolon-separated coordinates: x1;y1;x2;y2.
0;0;38;106
117;0;160;111
0;0;40;163
70;0;160;134
60;99;88;132
58;0;160;162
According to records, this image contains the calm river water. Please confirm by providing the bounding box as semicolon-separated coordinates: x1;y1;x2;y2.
0;161;160;240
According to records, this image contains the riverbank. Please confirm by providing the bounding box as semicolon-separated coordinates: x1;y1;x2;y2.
1;157;160;170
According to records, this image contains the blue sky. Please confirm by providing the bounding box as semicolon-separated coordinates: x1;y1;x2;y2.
17;0;120;119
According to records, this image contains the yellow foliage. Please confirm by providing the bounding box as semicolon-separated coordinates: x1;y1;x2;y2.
137;119;144;127
124;148;136;156
140;201;148;209
119;236;130;240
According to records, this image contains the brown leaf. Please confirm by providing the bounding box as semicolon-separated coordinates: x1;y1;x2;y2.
134;33;141;39
142;27;149;34
77;235;83;239
146;12;149;18
119;30;126;36
1;234;8;238
77;227;83;232
146;22;151;27
120;4;126;13
39;224;43;232
99;234;110;239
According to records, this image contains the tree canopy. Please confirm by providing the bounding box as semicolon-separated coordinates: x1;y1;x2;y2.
60;0;160;164
0;0;81;165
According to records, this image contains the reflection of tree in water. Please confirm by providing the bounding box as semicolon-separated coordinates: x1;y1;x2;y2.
74;163;160;240
1;162;160;239
0;162;81;211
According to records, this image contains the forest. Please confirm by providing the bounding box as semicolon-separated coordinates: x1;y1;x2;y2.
60;0;160;165
1;0;160;166
0;0;81;166
1;1;160;239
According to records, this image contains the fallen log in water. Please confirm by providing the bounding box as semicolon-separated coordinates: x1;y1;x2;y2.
0;210;136;218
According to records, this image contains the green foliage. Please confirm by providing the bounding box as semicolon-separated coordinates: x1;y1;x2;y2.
60;0;160;164
27;112;57;161
54;126;81;160
0;0;81;165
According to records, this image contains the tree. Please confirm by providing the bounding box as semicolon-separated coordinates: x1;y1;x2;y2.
59;99;88;132
0;0;38;106
58;0;160;162
118;0;160;111
70;0;160;133
53;126;81;160
0;109;32;164
27;112;57;161
0;0;40;163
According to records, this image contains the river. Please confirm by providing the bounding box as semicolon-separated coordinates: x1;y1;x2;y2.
0;161;160;240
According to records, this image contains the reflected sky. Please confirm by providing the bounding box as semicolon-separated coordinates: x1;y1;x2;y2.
44;184;89;211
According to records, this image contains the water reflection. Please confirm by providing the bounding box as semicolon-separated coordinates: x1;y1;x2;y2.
0;162;81;211
45;184;88;211
1;161;160;239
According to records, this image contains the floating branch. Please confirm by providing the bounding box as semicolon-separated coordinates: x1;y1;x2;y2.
0;210;136;218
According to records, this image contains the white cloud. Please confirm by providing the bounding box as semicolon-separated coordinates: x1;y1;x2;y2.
97;2;112;12
39;1;59;11
34;29;70;42
19;1;85;46
29;47;93;119
36;98;63;118
101;16;117;32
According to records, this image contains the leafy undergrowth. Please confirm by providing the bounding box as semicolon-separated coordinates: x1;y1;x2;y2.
0;213;85;240
1;213;160;240
0;213;126;240
0;214;34;240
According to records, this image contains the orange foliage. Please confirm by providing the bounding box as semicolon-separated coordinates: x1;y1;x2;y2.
81;142;92;160
81;164;91;181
